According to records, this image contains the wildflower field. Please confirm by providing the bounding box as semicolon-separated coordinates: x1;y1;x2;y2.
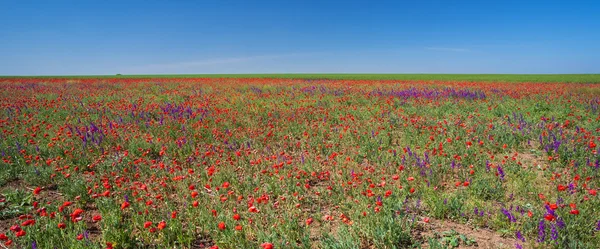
0;77;599;249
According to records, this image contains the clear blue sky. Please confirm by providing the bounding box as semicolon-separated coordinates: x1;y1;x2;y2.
1;0;599;75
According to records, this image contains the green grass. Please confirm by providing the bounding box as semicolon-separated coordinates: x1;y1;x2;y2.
2;74;600;83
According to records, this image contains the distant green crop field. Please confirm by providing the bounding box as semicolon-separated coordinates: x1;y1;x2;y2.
2;74;600;83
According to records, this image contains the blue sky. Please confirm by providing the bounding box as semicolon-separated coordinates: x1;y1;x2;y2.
1;0;599;75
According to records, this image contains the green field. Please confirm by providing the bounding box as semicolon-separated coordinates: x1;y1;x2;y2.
2;74;600;83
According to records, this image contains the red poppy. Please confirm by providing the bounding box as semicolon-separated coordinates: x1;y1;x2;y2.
261;242;274;249
233;214;241;220
306;218;313;225
93;215;102;222
157;221;166;230
21;219;35;226
570;209;580;215
144;221;152;228
33;187;42;195
121;201;130;210
544;214;556;221
218;222;226;230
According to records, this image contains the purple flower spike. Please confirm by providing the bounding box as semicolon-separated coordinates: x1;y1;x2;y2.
516;231;525;242
538;219;546;243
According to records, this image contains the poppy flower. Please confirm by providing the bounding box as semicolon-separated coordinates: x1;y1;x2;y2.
0;233;8;241
570;209;580;215
157;221;166;230
121;201;130;210
249;206;259;213
544;214;556;221
144;221;152;228
93;215;102;222
71;208;84;222
58;223;66;229
260;242;274;249
15;230;26;237
77;234;84;240
233;214;241;220
33;187;41;195
306;218;313;225
21;219;35;226
218;222;226;230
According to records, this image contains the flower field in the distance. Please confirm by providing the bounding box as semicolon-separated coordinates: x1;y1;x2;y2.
0;77;599;249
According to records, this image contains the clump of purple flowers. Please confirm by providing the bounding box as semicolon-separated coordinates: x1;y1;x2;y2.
516;230;525;242
538;219;546;242
550;223;559;242
497;165;505;180
502;207;516;222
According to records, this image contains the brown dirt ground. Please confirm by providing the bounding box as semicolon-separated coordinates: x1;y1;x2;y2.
419;218;526;249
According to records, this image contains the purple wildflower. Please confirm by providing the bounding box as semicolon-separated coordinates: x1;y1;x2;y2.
550;223;558;241
556;217;565;229
502;208;516;222
545;204;556;217
516;231;525;242
515;243;523;249
538;219;546;243
497;165;505;180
